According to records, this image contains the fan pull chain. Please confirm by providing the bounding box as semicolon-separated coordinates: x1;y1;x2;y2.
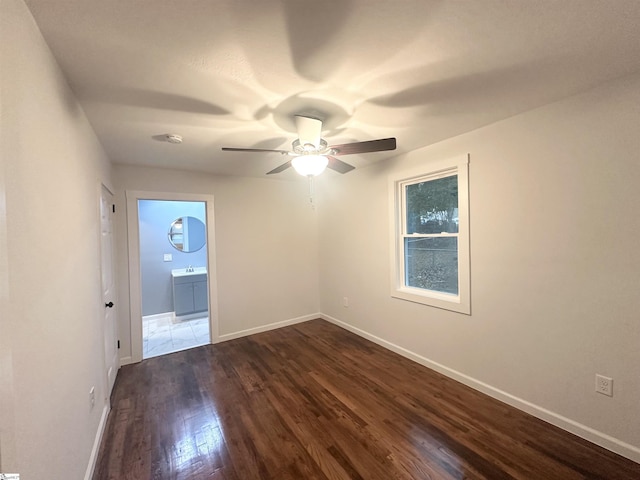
308;176;316;209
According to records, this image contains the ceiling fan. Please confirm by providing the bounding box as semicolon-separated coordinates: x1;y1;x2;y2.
221;115;396;176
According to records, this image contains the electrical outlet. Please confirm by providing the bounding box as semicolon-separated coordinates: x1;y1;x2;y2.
343;297;349;307
163;253;173;262
595;374;613;397
89;386;96;409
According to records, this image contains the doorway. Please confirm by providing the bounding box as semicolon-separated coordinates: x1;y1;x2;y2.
126;191;217;364
138;200;210;359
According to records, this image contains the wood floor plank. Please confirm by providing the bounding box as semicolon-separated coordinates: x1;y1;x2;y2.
93;319;640;479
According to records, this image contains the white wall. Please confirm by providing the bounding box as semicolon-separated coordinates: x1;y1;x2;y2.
0;29;15;470
317;72;640;461
0;0;114;477
114;165;320;361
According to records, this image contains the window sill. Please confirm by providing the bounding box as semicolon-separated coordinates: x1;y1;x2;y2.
391;287;470;315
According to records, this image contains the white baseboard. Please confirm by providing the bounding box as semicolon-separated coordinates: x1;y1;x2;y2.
217;313;320;343
120;314;317;363
119;355;133;366
320;313;640;464
84;403;110;480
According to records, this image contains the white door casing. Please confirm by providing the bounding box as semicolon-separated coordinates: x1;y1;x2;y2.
100;184;118;396
125;190;218;364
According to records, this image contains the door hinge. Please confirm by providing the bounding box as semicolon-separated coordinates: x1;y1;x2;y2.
112;204;115;213
117;340;120;349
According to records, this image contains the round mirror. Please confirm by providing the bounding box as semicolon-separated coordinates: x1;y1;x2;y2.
168;216;206;252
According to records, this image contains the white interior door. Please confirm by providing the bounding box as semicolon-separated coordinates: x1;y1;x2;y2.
100;185;118;396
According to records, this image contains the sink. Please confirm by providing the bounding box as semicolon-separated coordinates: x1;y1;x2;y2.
171;267;207;277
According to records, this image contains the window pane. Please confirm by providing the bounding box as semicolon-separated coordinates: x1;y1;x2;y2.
405;237;458;294
405;175;458;234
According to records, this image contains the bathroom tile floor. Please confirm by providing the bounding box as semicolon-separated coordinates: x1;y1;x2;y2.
143;315;210;359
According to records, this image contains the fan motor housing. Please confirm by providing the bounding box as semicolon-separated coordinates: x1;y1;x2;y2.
292;138;328;154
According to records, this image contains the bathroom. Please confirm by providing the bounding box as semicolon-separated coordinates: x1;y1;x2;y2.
138;199;210;358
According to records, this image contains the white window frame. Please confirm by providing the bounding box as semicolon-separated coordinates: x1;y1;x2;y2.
389;154;470;314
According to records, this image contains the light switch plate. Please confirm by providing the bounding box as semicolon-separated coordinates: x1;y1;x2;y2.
163;253;172;262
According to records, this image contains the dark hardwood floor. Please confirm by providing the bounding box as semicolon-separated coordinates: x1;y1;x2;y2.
93;319;640;479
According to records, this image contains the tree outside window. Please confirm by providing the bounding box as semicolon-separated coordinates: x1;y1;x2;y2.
404;174;459;295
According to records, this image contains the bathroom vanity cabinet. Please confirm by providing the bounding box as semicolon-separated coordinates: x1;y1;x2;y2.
172;270;208;317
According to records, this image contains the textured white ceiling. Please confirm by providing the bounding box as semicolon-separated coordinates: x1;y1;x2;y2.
24;0;640;179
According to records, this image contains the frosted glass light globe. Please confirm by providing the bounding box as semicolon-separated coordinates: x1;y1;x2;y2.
291;155;329;176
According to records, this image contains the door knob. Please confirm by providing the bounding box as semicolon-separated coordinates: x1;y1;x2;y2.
105;301;114;308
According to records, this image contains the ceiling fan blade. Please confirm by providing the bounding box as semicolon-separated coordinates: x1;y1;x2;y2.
329;137;396;156
295;115;322;148
266;160;292;175
326;156;355;174
222;147;289;154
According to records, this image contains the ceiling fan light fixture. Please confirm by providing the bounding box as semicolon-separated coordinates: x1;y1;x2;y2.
291;155;328;177
221;115;396;176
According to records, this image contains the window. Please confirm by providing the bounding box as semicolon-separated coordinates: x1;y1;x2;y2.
389;155;470;314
